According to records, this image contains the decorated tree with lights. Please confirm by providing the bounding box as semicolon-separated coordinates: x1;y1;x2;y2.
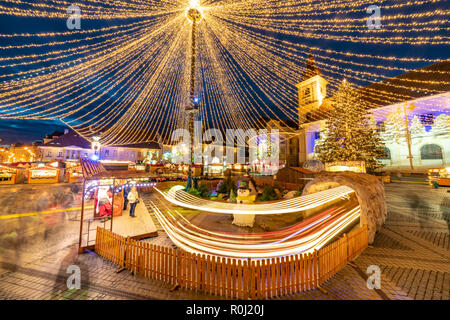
409;116;426;136
433;114;450;136
382;109;407;143
315;80;386;173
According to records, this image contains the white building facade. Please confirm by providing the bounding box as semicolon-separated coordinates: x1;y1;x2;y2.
296;57;450;172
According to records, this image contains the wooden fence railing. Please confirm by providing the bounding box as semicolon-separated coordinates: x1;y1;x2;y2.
95;225;368;299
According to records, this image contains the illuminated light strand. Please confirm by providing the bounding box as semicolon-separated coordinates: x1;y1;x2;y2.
155;185;356;215
150;199;361;258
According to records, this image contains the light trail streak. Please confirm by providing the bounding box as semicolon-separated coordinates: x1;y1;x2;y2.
0;206;93;220
152;202;360;258
155;185;355;215
149;186;361;259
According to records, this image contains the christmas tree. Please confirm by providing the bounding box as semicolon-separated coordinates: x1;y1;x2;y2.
382;108;407;143
433;114;450;136
315;80;386;173
409;116;426;136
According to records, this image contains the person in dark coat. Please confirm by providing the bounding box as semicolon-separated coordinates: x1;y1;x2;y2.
123;185;131;210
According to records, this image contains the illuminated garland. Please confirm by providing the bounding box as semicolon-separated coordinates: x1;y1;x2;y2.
0;0;448;145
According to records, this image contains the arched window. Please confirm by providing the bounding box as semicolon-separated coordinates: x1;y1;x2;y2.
304;87;311;102
420;144;443;160
381;147;391;160
304;87;311;96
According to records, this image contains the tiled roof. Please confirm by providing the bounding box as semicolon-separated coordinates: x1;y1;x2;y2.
41;130;91;149
301;53;322;81
357;59;450;108
304;59;450;124
41;131;162;150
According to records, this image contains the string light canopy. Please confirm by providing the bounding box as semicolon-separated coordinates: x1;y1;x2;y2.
0;0;448;146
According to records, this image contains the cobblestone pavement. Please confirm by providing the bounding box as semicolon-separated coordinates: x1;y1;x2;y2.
348;184;449;300
0;183;448;300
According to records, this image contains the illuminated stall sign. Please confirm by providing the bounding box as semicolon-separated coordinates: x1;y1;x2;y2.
28;166;60;184
128;163;146;171
207;164;224;177
325;161;366;173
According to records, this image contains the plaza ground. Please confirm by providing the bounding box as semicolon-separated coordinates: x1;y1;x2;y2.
0;183;448;300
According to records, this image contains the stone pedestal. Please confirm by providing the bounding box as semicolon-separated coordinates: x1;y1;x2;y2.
302;171;387;244
232;214;255;227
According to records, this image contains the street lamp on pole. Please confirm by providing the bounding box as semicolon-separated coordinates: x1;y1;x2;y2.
185;1;202;188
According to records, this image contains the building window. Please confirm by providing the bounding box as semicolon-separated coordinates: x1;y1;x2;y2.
47;151;52;157
381;147;391;160
314;132;321;140
105;150;110;156
58;152;62;158
376;121;386;133
304;87;311;101
419;114;434;126
420;144;443;160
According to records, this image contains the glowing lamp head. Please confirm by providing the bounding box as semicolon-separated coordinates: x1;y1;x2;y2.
186;0;202;22
187;8;202;22
91;154;99;161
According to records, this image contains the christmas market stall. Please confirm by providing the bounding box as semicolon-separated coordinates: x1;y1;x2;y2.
128;163;146;171
427;168;450;187
147;164;164;174
78;159;160;253
0;164;25;185
27;166;60;184
66;164;83;183
206;163;224;177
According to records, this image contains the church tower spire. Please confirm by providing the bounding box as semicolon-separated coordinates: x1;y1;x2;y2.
296;51;328;125
301;51;322;81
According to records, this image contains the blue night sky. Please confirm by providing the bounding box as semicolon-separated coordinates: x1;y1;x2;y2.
0;1;448;145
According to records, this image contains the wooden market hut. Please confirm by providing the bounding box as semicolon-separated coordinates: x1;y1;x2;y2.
0;164;25;184
27;166;60;184
78;159;164;253
273;167;314;185
66;164;83;183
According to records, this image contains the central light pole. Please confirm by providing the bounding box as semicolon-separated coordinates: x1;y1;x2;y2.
185;2;202;189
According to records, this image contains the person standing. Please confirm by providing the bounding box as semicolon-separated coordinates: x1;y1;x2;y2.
127;187;139;218
123;185;130;210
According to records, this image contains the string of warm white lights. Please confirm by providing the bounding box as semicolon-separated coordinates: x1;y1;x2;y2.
0;0;448;145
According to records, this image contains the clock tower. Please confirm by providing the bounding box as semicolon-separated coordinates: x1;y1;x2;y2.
296;53;328;125
296;53;328;163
